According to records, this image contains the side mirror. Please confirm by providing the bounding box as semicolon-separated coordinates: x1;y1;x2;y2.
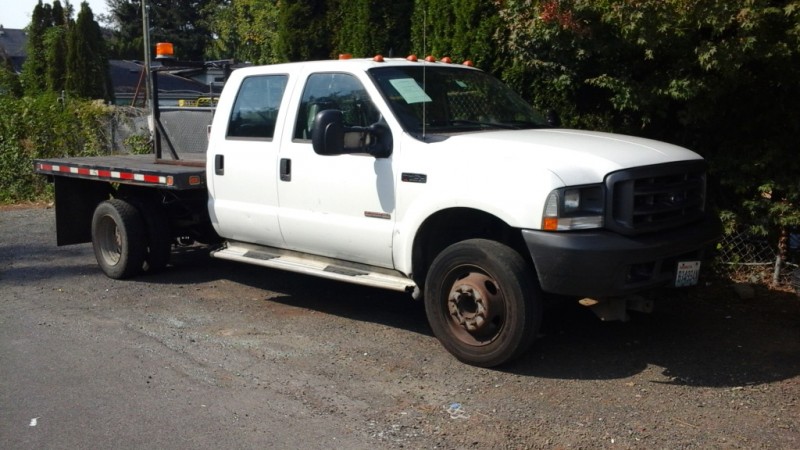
312;109;393;158
312;110;346;155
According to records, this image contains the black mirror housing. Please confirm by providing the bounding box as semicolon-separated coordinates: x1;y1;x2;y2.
312;109;393;158
312;110;346;155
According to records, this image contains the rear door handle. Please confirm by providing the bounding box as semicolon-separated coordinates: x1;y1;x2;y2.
214;154;224;175
280;158;291;181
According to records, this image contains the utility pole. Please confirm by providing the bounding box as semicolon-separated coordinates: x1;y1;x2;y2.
141;0;152;110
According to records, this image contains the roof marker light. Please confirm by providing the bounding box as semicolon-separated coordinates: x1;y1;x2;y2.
441;56;452;64
406;54;418;62
463;60;475;67
373;54;385;62
338;53;353;60
425;55;436;62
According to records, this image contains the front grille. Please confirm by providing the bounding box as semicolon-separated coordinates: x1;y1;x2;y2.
606;161;707;235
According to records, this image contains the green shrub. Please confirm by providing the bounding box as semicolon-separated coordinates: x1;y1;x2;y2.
0;94;115;204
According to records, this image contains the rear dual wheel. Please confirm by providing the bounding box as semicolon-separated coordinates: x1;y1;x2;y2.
424;239;542;367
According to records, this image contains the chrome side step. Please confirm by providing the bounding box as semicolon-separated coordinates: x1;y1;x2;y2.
211;241;416;294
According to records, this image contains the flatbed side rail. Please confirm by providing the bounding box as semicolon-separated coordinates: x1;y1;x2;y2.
34;156;206;190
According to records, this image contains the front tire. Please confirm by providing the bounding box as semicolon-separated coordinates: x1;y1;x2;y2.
91;199;147;279
424;239;542;367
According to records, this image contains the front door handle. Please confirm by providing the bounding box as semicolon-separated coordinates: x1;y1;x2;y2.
280;158;291;181
215;154;224;175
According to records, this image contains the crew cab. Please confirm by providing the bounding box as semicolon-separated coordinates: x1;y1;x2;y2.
35;56;720;367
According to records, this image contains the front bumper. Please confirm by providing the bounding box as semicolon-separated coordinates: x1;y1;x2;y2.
522;215;722;298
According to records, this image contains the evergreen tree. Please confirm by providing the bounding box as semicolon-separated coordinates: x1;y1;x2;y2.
276;0;331;61
331;0;413;58
411;0;500;69
66;2;114;101
107;0;222;61
106;0;142;59
411;0;455;58
20;1;50;95
46;0;69;93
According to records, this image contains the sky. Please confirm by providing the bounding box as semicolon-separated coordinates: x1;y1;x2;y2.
2;0;111;29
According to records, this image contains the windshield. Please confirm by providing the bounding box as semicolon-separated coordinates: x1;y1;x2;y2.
368;65;548;135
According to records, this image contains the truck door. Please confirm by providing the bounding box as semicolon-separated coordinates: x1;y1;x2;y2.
208;74;289;246
277;72;396;268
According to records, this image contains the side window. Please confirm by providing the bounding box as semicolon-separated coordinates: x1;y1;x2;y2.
293;73;380;140
227;75;288;139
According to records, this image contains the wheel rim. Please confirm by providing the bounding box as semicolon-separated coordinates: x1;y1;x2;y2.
96;214;122;266
443;267;507;346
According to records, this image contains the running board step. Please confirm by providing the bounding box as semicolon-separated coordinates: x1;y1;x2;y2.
211;242;417;294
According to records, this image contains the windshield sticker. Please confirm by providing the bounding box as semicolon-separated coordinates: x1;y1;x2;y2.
389;79;432;104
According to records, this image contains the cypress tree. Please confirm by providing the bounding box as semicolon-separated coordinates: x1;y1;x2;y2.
332;0;412;57
276;0;331;61
411;0;500;69
20;1;50;95
46;1;69;93
66;2;114;101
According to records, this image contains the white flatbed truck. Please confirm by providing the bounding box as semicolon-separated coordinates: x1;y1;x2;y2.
35;56;720;366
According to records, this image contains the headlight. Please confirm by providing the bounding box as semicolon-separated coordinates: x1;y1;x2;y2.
542;185;605;231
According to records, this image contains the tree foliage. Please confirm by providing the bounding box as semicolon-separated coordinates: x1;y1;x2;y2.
276;0;332;61
45;1;69;93
20;1;51;95
0;94;115;203
149;0;219;60
18;1;112;101
331;0;413;57
411;0;501;68
106;0;222;61
66;2;114;101
205;0;281;64
105;0;144;59
0;51;23;97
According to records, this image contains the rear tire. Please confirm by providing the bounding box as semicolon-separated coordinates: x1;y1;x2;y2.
91;199;146;279
424;239;542;367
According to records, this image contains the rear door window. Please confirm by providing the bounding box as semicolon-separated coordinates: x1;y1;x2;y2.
227;75;288;139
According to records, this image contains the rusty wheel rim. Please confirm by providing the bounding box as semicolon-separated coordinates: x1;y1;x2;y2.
444;268;506;346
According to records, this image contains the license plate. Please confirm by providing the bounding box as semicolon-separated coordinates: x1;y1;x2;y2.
675;261;701;287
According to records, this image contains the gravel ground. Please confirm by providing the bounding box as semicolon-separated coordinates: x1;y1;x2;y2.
1;206;798;449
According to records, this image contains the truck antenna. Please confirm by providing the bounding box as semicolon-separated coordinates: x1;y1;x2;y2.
422;12;427;140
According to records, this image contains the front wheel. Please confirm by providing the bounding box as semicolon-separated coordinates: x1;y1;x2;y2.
424;239;542;367
91;199;147;279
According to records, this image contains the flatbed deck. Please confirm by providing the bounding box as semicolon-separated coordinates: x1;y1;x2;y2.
34;155;206;190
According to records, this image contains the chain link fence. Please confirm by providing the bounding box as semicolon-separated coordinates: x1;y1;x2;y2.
716;229;799;287
106;106;214;159
107;106;151;154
